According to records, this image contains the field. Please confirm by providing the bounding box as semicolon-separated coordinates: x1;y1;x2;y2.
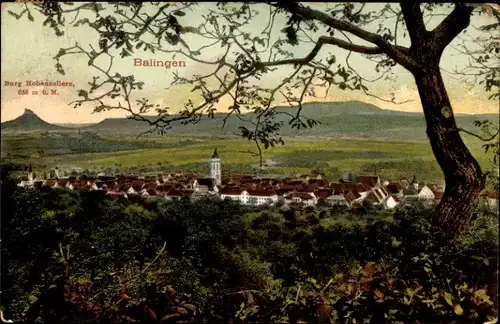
1;132;494;183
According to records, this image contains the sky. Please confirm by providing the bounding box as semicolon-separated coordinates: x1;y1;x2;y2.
1;2;498;124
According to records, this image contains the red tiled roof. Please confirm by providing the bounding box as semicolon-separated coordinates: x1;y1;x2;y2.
143;183;158;190
44;180;57;187
385;184;401;194
357;175;379;187
308;178;329;187
157;184;174;192
118;184;133;192
247;189;277;197
330;182;360;194
130;184;142;191
300;185;315;192
315;188;333;200
285;192;315;200
344;190;361;203
364;191;382;203
196;178;215;187
167;189;193;197
57;180;69;187
357;183;373;193
275;188;294;196
220;187;244;195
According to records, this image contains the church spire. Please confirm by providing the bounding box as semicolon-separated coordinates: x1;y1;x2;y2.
411;174;418;184
27;161;34;182
211;148;219;159
209;149;221;185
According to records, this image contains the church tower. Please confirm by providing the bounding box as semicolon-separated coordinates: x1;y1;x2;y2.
27;162;34;182
209;149;221;185
411;174;419;191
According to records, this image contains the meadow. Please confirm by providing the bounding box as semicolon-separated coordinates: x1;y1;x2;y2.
2;132;494;183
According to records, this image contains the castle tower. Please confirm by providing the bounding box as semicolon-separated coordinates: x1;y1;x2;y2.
209;149;221;185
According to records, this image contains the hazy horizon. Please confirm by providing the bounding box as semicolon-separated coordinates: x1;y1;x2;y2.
2;2;498;124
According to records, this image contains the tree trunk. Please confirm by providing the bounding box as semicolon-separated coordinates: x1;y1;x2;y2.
411;54;485;237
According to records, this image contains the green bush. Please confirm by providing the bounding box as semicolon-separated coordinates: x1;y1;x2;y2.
1;169;497;323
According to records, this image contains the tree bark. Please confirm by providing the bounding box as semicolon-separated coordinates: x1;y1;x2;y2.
410;42;485;237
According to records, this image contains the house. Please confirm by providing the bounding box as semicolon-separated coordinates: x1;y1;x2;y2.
316;188;349;206
364;189;398;209
193;178;218;194
18;163;35;187
165;189;194;200
43;179;59;189
329;183;364;206
404;184;435;200
220;188;278;206
384;182;404;198
399;177;410;190
220;187;245;203
246;189;279;206
357;175;381;188
284;191;318;207
384;196;399;209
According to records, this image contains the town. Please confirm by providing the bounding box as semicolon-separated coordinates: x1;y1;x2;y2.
17;149;499;212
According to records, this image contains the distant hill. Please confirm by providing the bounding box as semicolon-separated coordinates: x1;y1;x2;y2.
2;103;498;141
83;101;498;140
1;109;70;132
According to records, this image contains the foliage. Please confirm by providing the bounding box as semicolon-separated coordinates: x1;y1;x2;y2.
1;171;497;323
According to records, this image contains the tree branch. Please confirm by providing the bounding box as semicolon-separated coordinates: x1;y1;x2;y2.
262;36;382;68
430;3;474;54
274;2;418;69
238;35;382;76
459;127;499;142
400;2;427;44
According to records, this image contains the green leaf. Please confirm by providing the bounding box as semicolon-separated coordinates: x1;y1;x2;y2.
475;289;494;305
444;292;453;306
173;10;186;16
454;304;463;315
391;238;401;247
